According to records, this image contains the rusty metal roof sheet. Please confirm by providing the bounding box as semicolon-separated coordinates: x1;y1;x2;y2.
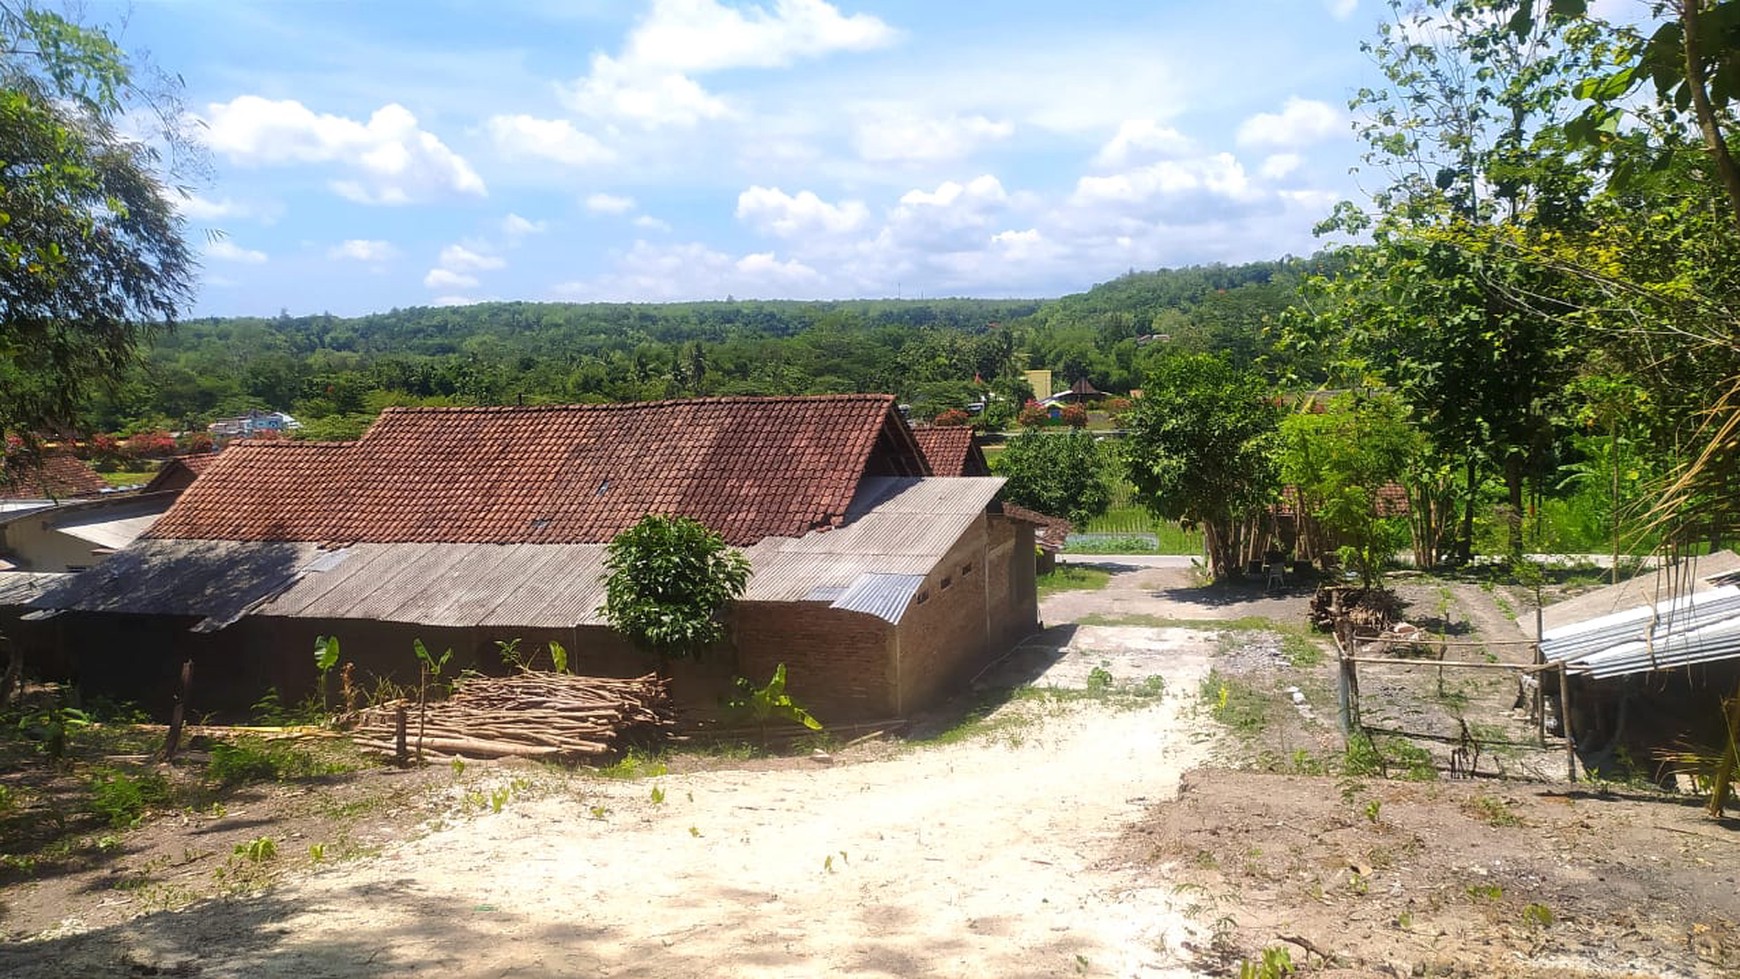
33;477;1005;631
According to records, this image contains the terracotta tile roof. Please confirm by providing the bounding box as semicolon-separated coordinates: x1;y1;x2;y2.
142;453;221;494
0;453;107;500
910;426;989;477
1001;502;1072;552
147;395;922;546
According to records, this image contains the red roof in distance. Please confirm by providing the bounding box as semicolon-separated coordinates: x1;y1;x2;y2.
0;453;108;500
910;426;990;477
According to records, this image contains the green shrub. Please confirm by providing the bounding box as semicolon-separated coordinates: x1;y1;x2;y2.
207;736;347;786
88;770;169;828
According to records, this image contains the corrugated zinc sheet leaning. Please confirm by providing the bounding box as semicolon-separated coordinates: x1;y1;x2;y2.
1541;584;1740;678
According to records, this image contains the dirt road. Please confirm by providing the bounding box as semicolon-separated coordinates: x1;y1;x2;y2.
3;625;1218;978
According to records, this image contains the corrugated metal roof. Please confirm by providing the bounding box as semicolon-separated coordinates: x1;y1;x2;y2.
830;573;927;623
30;539;321;621
1542;583;1740;678
54;512;163;550
1540;551;1740;633
32;476;1006;631
0;571;73;607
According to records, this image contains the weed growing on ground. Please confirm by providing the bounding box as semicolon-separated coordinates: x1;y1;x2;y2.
1200;671;1271;738
593;749;669;779
1465;795;1523;827
234;837;277;862
1036;565;1112;597
207;736;355;787
88;770;170;829
1237;946;1296;978
1522;902;1555;928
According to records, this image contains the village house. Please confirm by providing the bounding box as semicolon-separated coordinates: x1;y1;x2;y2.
911;425;1071;572
26;396;1038;723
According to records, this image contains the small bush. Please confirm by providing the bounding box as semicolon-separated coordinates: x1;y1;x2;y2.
88;770;170;828
207;737;347;786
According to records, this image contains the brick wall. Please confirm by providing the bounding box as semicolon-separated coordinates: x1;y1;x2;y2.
987;515;1038;649
892;516;993;713
734;603;892;722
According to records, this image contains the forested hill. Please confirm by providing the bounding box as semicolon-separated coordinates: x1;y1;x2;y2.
90;259;1321;439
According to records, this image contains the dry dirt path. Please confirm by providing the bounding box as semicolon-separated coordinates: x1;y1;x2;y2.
3;625;1219;978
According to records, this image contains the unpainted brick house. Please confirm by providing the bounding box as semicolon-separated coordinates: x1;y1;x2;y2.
27;396;1038;723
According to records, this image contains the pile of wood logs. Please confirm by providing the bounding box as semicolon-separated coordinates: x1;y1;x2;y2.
343;672;674;763
1310;585;1403;637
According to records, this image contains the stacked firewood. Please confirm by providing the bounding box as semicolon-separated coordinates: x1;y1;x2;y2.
343;672;673;763
1309;585;1403;637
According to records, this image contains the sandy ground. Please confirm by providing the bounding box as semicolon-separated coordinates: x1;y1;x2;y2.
0;625;1219;978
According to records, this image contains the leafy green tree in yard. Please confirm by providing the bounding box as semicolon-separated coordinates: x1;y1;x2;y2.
1;3;198;444
991;428;1113;528
1295;0;1596;563
1121;354;1280;583
600;515;753;664
1279;393;1423;586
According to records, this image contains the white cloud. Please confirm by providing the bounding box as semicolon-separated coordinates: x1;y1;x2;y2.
585;192;637;214
624;0;896;73
205;239;268;264
852;111;1013;163
559;0;894;129
1074;153;1257;205
1093;120;1193;168
438;244;506;272
1326;0;1358;19
202;96;486;204
1260;153;1303;179
1236;97;1344;149
501;213;548;237
180;194;281;225
735;251;819;282
328;239;399;262
487;114;615;166
634;214;673;232
735;186;869;237
898;174;1008;209
424;268;480;290
432;294;482;307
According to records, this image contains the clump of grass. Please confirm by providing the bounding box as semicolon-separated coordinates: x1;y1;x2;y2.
207;736;355;787
1200;670;1272;737
1037;565;1112;597
1280;633;1324;667
593;748;669;779
88;769;171;828
1344;734;1439;781
1464;795;1523;827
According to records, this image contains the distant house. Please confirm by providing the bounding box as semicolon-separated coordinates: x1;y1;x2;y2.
208;410;300;440
0;453;108;514
0;492;181;573
28;396;1039;723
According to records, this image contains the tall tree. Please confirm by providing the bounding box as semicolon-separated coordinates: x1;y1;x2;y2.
991;428;1113;528
600;515;752;665
1121;354;1280;582
1;3;198;444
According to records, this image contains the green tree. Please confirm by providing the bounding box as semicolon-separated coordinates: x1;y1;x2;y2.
600;515;753;664
1;3;197;443
991;428;1113;527
1279;393;1423;587
1121;354;1280;582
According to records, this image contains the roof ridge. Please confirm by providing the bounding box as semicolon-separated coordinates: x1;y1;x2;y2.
374;393;896;416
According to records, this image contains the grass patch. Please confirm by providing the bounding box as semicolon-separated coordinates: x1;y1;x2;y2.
88;769;171;828
1344;733;1439;781
1199;670;1272;737
207;736;357;787
591;748;669;779
1037;565;1111;597
95;471;150;488
1464;794;1524;827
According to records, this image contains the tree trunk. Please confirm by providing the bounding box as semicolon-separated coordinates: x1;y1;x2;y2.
1505;453;1526;562
1456;457;1479;564
1680;0;1740;229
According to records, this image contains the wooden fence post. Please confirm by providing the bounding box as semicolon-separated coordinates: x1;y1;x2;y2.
1705;679;1740;818
394;705;409;768
162;658;193;761
1560;662;1577;782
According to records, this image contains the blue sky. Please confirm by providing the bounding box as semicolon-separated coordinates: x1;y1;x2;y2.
103;0;1412;316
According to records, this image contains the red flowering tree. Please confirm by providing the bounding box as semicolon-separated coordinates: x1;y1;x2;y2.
179;432;214;454
1017;401;1050;429
932;408;971;427
1059;404;1089;428
128;430;177;458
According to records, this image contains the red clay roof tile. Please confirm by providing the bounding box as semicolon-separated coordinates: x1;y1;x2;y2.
0;453;108;499
910;426;989;477
148;395;914;546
